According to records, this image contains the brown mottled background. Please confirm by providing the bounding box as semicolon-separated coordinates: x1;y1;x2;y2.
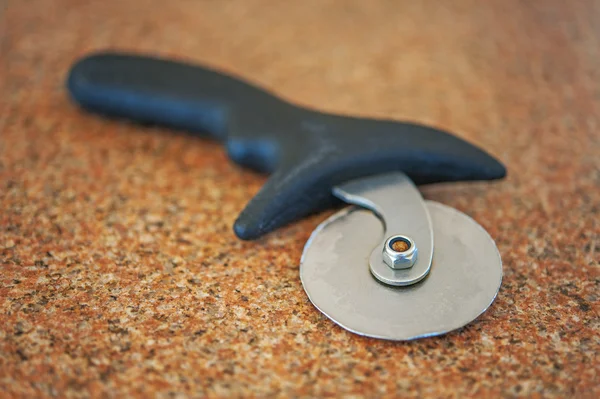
1;0;598;397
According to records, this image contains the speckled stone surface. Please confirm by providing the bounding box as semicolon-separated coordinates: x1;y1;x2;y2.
1;0;598;397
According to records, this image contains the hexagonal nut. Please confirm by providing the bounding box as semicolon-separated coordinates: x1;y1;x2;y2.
382;235;418;270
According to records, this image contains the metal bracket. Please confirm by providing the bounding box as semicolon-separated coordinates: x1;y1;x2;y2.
332;172;434;286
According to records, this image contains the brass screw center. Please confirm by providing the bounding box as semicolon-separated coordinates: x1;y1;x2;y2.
391;239;410;252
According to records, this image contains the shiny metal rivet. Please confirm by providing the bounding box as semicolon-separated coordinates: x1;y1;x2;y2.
382;235;417;270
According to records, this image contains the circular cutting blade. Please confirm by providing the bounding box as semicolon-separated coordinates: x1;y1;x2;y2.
300;201;502;341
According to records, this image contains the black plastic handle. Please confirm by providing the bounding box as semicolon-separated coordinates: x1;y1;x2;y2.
67;52;506;240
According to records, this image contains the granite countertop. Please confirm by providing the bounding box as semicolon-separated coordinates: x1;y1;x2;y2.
1;0;598;397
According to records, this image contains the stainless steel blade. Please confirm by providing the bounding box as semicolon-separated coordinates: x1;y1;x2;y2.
300;201;502;341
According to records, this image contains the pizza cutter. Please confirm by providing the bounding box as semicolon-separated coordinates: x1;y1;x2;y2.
67;52;505;340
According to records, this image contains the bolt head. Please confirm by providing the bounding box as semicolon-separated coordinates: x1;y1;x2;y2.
382;235;418;270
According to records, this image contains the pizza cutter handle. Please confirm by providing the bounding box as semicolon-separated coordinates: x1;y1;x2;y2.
67;52;284;142
66;51;507;240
